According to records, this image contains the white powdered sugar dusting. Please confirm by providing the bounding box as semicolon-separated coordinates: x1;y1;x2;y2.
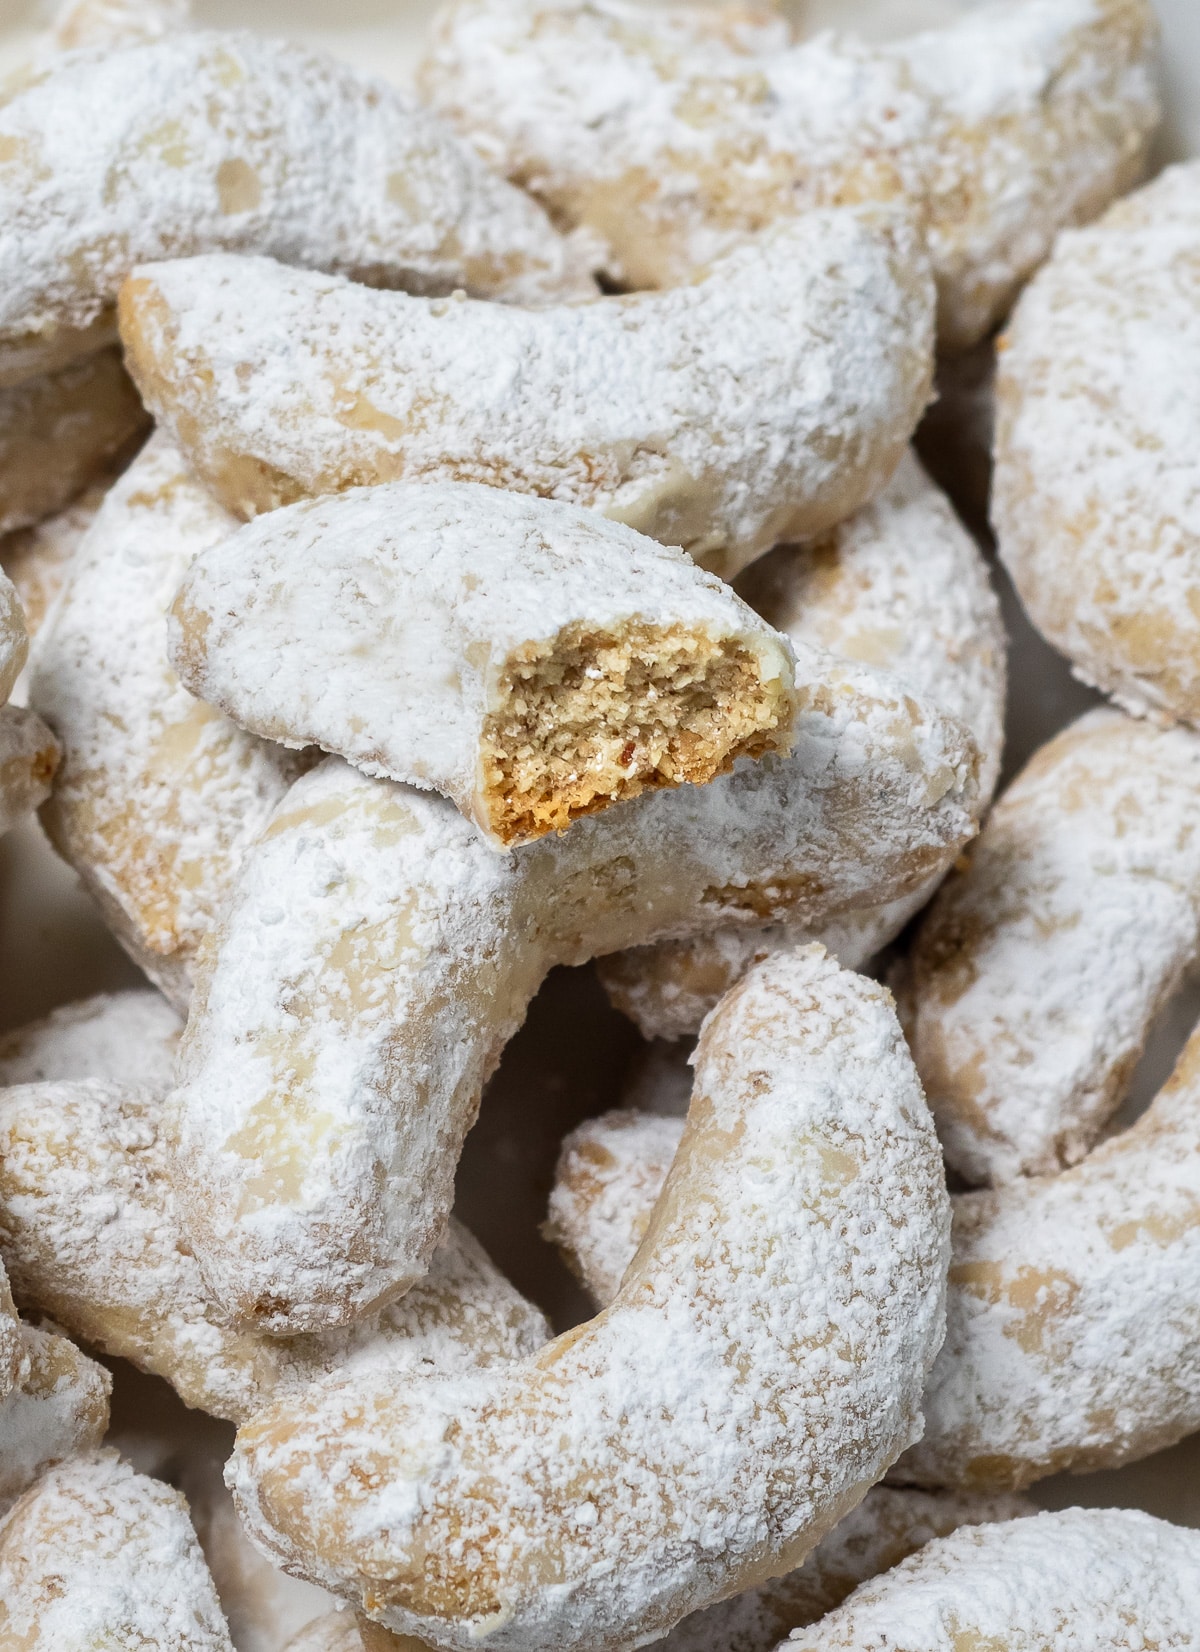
228;949;949;1652
122;208;934;579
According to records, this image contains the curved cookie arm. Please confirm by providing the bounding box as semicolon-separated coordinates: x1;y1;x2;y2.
789;1507;1200;1650
169;646;976;1332
0;1450;234;1648
906;708;1200;1185
0;1324;111;1516
0;1078;547;1423
599;450;1006;1040
119;208;934;579
0;988;182;1088
169;481;796;848
282;1484;1033;1652
994;161;1200;728
896;1015;1200;1490
0;31;592;386
229;949;950;1652
551;1010;1200;1493
894;0;1159;350
418;0;1158;347
30;435;306;1011
0;348;149;538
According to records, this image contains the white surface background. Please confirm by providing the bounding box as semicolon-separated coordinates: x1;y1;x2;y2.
0;0;1196;1577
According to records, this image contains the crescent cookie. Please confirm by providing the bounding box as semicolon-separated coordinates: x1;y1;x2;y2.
29;434;307;1010
118;207;934;580
0;988;182;1089
170;482;795;848
0;1322;111;1515
0;31;593;387
599;451;1006;1039
228;949;950;1652
994;160;1200;728
788;1507;1200;1650
904;708;1200;1185
418;0;1159;348
556;1005;1200;1490
0;1077;548;1422
0;1450;234;1649
168;642;977;1332
283;1484;1034;1652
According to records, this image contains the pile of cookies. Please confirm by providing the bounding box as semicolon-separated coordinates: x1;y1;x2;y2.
0;0;1198;1645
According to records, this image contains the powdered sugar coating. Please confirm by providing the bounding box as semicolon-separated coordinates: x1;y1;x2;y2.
0;1078;548;1422
550;1004;1200;1493
0;988;182;1088
897;1014;1200;1489
170;646;977;1332
229;948;950;1652
120;207;934;580
0;30;593;384
284;1491;1034;1652
0;1450;234;1648
995;160;1200;726
168;480;795;845
0;701;59;835
907;708;1200;1184
0;347;148;536
30;434;306;1010
0;1322;110;1515
790;1506;1200;1649
545;1108;683;1305
418;0;1159;348
599;452;1005;1039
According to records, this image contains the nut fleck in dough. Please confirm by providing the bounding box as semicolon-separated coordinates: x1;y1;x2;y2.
906;709;1200;1184
0;1450;234;1649
171;481;796;848
169;638;977;1332
0;988;182;1089
557;1005;1200;1491
119;208;934;580
419;0;1159;349
0;1078;548;1422
599;451;1006;1038
0;348;149;537
995;160;1200;728
790;1507;1200;1650
0;30;593;387
229;950;950;1652
30;435;307;1010
0;1323;111;1515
